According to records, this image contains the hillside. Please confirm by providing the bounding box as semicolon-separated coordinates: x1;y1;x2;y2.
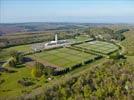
0;23;133;34
23;60;133;100
21;28;134;100
0;24;133;100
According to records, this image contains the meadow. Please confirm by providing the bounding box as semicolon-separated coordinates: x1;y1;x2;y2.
0;44;32;62
68;35;91;43
0;64;49;97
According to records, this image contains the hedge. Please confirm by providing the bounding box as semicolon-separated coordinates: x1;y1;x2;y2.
53;68;70;76
70;63;82;70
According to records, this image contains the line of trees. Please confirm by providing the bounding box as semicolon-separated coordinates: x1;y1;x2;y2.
113;29;129;41
84;27;129;41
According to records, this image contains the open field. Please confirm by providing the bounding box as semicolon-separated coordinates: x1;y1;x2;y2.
74;41;119;55
4;44;32;52
0;44;32;62
0;65;47;97
69;35;91;43
29;47;97;68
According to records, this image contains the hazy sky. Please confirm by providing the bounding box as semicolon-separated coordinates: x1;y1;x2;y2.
0;0;134;23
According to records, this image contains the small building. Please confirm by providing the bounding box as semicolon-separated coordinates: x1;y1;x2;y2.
31;33;71;51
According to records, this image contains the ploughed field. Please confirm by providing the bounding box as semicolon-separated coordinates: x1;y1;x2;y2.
29;47;97;68
74;41;119;55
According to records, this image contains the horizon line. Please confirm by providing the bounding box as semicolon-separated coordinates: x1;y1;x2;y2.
0;21;134;24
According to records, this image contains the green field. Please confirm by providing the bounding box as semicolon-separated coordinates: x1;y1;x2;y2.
29;47;97;68
74;41;119;55
0;44;32;61
4;44;32;52
69;35;91;43
0;65;48;97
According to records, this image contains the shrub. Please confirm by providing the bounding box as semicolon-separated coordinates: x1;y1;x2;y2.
5;68;17;73
31;62;44;77
18;77;34;86
84;59;93;64
0;79;5;84
110;52;126;60
9;50;23;64
2;50;24;68
31;62;55;77
94;56;102;60
53;68;70;76
43;66;54;77
71;63;82;70
31;67;42;78
2;57;16;68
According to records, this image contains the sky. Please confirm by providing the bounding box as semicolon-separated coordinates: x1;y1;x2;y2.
0;0;134;23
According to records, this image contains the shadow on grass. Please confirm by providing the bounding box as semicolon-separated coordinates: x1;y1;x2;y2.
22;57;33;63
16;64;25;68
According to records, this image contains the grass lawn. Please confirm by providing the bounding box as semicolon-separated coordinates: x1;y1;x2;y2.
69;35;91;43
0;65;46;97
3;44;32;53
75;40;119;54
0;44;32;62
29;47;97;68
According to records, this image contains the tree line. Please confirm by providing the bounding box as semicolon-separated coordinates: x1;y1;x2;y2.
84;27;129;41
